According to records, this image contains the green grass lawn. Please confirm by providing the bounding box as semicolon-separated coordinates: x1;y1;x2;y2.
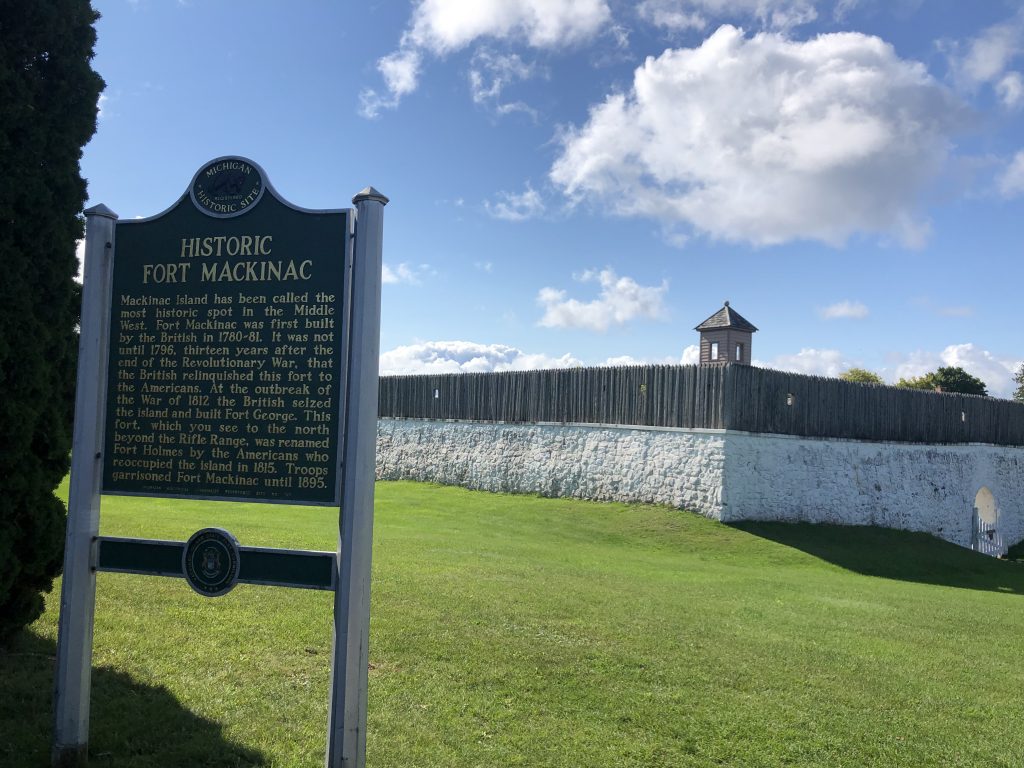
4;480;1024;767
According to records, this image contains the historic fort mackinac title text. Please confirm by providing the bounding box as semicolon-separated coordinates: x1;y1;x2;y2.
140;235;312;284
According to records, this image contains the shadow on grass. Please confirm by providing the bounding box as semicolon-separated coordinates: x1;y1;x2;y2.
0;630;266;768
730;521;1024;595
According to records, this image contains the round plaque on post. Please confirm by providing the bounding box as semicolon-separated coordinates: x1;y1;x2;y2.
189;156;265;218
182;528;241;597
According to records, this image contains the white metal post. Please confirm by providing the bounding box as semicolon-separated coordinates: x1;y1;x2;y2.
53;204;118;767
326;188;387;768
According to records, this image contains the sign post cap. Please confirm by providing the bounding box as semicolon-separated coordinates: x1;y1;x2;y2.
352;187;389;206
84;203;118;219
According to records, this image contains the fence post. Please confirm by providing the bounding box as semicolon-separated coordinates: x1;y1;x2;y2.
53;204;118;767
325;188;386;768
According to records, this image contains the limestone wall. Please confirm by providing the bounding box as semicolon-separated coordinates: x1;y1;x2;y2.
376;418;1024;548
376;418;727;517
722;432;1024;548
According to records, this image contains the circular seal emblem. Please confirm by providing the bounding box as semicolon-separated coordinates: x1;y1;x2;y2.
182;528;241;597
189;156;265;218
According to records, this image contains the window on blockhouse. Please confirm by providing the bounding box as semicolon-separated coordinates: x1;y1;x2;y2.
710;342;719;360
735;343;743;362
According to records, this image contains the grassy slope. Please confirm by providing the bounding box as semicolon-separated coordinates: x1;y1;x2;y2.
3;480;1024;767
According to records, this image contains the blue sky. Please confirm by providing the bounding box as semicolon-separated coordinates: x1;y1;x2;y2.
80;0;1024;394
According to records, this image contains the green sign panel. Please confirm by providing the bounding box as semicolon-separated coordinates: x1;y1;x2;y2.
102;157;350;505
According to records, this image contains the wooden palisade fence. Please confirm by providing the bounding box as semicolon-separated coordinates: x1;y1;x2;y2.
378;365;1024;447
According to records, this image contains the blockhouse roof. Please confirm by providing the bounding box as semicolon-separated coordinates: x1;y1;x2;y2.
695;301;758;333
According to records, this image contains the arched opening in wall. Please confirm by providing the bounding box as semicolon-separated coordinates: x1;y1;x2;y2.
972;487;1005;557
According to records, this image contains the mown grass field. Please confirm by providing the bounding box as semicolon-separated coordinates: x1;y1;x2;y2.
3;479;1024;767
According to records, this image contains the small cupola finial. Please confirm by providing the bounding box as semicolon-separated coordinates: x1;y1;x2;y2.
724;300;730;307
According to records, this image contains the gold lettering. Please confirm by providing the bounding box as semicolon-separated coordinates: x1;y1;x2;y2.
180;234;273;259
180;237;199;259
197;260;311;282
143;263;191;284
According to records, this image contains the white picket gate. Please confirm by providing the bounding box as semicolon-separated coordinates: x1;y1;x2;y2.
972;509;1006;557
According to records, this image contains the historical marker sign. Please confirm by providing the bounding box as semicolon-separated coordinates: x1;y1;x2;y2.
54;157;386;768
102;157;349;504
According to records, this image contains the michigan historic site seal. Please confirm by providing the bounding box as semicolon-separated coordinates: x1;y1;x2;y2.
190;156;265;218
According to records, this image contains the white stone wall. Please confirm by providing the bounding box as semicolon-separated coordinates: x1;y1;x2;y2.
377;418;727;517
722;432;1024;547
376;418;1024;548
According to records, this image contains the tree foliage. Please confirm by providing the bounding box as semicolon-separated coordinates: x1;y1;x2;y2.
896;366;988;396
1014;363;1024;403
0;0;103;643
839;367;884;385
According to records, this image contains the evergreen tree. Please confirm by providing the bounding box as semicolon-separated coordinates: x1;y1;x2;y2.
0;0;103;643
1014;363;1024;403
896;366;988;396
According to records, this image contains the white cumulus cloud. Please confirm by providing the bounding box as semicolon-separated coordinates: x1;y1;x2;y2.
537;268;668;331
602;344;701;366
407;0;610;52
889;349;940;384
637;0;817;32
759;348;848;377
939;344;1020;396
890;343;1021;398
758;343;1019;396
469;49;542;116
998;150;1024;198
359;49;423;118
382;262;432;285
944;12;1023;100
550;25;961;248
602;355;648;366
681;343;701;365
485;184;545;221
636;0;704;31
379;340;583;374
997;71;1024;109
361;0;610;116
819;300;869;319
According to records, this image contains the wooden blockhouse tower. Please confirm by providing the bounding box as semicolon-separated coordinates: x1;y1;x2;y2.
695;301;757;365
